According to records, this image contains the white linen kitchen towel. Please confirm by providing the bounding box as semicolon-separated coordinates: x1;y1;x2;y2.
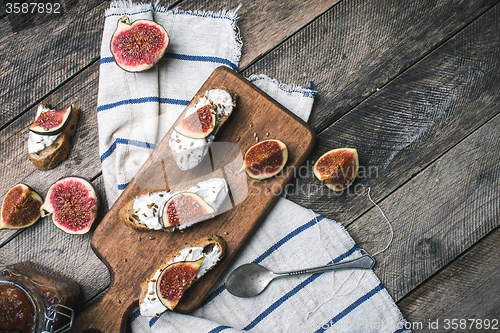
97;2;409;332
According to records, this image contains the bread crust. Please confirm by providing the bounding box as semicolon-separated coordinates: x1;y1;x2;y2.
28;105;81;171
119;197;151;231
211;87;237;134
139;234;226;311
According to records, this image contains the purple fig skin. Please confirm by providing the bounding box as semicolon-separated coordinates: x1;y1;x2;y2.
313;148;359;191
110;16;169;72
0;184;43;229
40;176;99;234
240;139;288;180
29;106;72;135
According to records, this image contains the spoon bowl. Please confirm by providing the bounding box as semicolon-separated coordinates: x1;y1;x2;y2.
225;254;375;298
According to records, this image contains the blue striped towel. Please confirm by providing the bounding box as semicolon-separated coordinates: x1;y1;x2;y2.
97;2;409;332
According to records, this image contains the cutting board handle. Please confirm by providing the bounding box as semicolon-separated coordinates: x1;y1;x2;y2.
71;288;133;333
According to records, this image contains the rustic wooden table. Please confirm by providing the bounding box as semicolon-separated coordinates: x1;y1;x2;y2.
1;0;499;331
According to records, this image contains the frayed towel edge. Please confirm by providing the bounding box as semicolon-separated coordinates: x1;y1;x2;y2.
247;74;318;98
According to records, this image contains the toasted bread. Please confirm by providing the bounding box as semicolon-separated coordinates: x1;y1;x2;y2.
28;105;80;171
169;87;237;170
119;196;151;231
119;178;228;232
210;87;237;134
139;234;226;316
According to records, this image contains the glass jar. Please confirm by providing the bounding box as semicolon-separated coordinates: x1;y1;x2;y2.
0;262;80;333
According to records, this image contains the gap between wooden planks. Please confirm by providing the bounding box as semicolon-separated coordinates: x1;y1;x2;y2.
0;0;498;310
346;111;500;302
397;226;500;327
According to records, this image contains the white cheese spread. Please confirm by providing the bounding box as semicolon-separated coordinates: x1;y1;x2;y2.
28;105;60;154
139;243;222;318
169;89;235;170
132;178;228;230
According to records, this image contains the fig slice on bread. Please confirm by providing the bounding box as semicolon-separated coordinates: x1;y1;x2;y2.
119;178;228;232
160;192;215;228
156;257;204;310
29;105;73;135
169;87;237;171
28;103;81;171
139;235;226;317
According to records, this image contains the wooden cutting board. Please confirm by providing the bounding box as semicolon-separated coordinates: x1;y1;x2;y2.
72;66;315;333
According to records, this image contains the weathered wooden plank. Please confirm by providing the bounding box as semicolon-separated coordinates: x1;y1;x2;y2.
0;0;498;315
287;2;500;224
244;0;499;133
178;0;340;69
0;0;339;129
0;61;100;245
346;111;500;302
0;175;110;304
0;0;107;128
397;227;500;330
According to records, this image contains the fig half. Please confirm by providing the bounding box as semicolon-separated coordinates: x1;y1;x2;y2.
0;184;43;229
160;193;215;228
156;257;204;311
40;176;99;234
313;148;359;191
174;104;217;139
29;106;72;135
240;139;288;180
110;16;169;72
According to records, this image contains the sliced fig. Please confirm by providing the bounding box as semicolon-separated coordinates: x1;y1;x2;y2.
174;104;217;139
0;184;43;229
160;193;214;228
40;176;98;234
29;106;72;135
240;139;288;180
110;16;169;72
156;257;204;311
313;148;359;191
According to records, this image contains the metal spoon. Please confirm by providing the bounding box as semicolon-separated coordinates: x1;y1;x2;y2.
225;254;375;298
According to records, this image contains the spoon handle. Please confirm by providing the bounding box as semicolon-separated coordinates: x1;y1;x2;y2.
276;254;375;277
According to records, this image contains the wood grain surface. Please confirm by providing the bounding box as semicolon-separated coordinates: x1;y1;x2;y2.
0;0;107;129
398;226;500;328
70;67;315;333
0;0;499;328
287;2;500;224
244;0;498;133
346;111;500;301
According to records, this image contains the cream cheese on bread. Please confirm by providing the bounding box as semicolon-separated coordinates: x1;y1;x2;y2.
132;178;228;230
28;105;60;154
169;89;235;171
140;244;222;318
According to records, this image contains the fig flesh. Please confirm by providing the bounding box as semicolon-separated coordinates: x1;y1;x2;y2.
40;176;98;234
0;184;43;229
240;139;288;180
156;257;204;310
160;193;214;228
29;106;72;135
110;16;169;72
313;148;359;191
174;104;217;139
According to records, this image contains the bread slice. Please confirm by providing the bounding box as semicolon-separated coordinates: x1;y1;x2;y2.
119;178;228;232
169;87;237;171
139;234;226;317
119;197;151;231
28;104;81;171
210;87;237;134
119;195;213;233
